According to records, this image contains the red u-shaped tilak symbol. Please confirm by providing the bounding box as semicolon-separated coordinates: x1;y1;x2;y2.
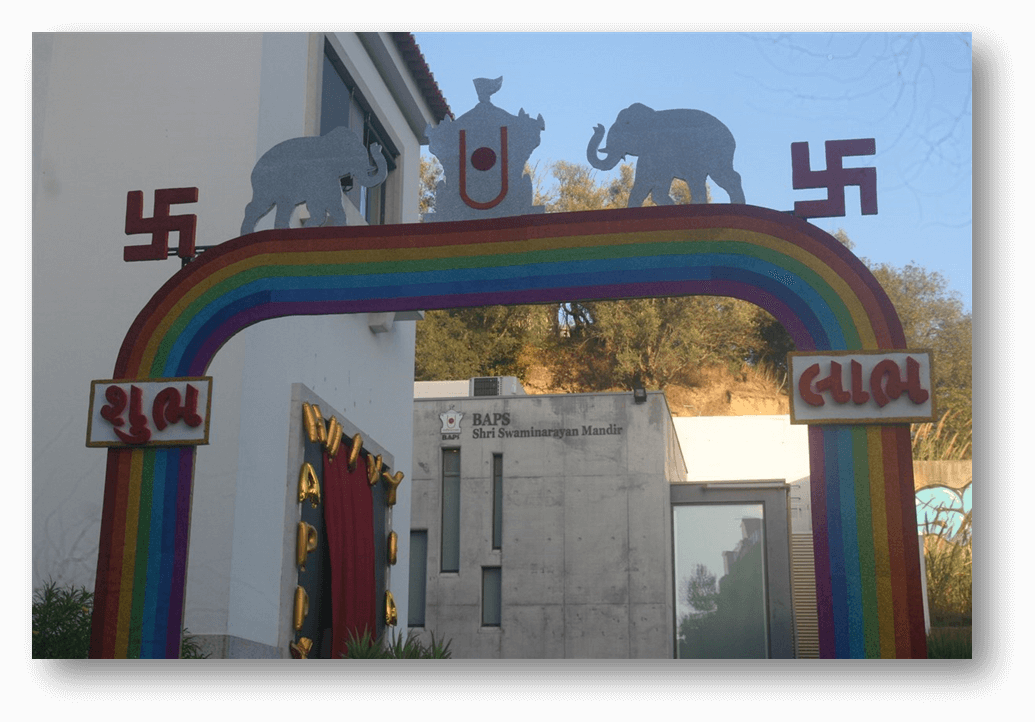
459;128;509;210
791;139;877;219
124;187;199;262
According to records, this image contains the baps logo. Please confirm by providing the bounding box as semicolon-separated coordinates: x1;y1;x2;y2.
440;408;464;434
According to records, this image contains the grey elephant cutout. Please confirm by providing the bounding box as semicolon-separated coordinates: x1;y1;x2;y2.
588;103;745;207
241;126;388;235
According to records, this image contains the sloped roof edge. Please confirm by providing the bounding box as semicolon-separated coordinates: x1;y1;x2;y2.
390;32;453;123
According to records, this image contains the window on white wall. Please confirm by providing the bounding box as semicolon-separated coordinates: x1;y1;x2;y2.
320;42;397;225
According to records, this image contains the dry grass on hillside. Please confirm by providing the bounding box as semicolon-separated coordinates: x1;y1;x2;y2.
522;363;789;417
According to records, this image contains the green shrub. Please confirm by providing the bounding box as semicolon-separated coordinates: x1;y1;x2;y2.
927;626;972;659
342;628;452;659
32;580;93;659
924;510;972;628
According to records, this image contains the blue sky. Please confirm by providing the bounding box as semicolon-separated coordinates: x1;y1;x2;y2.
415;32;973;312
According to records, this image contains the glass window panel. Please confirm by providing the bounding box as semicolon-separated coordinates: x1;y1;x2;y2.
492;454;503;550
441;449;460;572
407;530;428;627
482;567;501;627
672;503;769;658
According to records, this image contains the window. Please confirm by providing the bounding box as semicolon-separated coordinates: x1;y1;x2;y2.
320;42;397;225
441;448;461;572
492;454;503;550
408;530;428;627
482;567;501;627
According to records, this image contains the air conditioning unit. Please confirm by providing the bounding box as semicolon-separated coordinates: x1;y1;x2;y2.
469;376;525;397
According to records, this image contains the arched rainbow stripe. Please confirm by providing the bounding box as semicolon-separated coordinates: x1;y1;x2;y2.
90;204;926;658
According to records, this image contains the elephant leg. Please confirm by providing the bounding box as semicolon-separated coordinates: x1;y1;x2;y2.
323;196;347;227
302;204;327;228
651;181;675;205
634;158;675;206
241;197;274;235
711;166;745;204
685;173;708;205
628;178;654;208
273;199;295;229
308;186;346;227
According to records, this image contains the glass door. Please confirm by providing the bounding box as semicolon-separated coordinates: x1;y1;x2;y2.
670;482;794;659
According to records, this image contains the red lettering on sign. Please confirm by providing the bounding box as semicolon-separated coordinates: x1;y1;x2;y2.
870;356;930;408
850;360;870;405
799;356;929;409
152;384;203;430
814;361;851;404
100;385;127;427
112;385;151;445
798;363;824;406
94;381;208;446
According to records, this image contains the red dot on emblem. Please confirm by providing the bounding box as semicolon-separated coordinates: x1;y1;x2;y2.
471;147;497;171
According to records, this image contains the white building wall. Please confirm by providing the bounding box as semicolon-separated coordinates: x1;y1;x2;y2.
33;32;432;655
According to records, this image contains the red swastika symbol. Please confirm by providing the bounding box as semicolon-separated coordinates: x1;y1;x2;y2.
124;187;199;262
791;139;877;219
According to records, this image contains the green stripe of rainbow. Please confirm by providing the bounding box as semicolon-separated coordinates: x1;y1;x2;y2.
89;204;926;658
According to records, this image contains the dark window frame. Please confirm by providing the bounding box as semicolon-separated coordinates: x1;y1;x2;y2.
320;40;398;226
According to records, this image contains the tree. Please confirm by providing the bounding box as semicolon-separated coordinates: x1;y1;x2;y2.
418;155;443;221
538;161;773;391
867;260;972;453
415;158;781;389
415;158;549;382
414;305;550;382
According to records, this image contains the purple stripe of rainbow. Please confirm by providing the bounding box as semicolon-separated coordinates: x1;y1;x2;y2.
89;205;925;658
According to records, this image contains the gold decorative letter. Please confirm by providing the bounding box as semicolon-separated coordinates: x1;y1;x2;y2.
385;590;398;627
347;433;363;472
382;470;404;507
303;403;326;444
289;637;313;659
366;453;383;486
298;463;321;508
325;416;343;459
296;522;318;570
388;531;398;566
293;586;309;631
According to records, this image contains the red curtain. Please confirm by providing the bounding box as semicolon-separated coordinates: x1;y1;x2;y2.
321;451;376;658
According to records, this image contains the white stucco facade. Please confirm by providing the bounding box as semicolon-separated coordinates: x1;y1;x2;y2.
32;32;444;657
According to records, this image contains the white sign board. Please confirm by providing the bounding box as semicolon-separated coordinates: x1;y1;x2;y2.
789;351;934;425
87;377;213;447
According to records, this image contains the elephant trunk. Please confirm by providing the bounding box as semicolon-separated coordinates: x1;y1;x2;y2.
358;143;389;187
587;124;621;171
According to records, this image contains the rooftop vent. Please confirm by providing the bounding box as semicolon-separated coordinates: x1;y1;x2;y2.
470;376;525;397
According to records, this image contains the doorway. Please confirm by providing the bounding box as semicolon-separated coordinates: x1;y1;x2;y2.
671;481;794;659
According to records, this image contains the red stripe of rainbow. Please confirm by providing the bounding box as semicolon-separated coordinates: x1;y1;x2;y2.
89;204;926;658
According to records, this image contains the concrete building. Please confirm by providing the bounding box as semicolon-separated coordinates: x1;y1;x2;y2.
32;32;449;657
408;378;806;658
409;378;687;657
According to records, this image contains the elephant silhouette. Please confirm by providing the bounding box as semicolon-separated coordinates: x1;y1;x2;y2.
240;126;388;235
587;102;745;207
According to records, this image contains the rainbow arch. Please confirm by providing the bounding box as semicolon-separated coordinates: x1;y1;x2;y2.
90;204;926;658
